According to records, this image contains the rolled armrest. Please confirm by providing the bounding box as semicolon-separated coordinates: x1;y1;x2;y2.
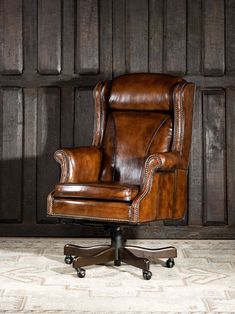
54;146;102;183
131;152;185;212
144;151;185;173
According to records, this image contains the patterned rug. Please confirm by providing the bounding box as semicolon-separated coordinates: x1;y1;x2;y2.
0;238;234;313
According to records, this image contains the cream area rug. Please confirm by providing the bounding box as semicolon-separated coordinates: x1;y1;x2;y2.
0;237;234;313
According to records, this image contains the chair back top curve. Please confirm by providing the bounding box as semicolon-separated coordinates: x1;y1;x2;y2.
92;73;194;186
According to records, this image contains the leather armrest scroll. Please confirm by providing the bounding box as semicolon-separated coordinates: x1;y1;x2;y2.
54;146;102;183
131;152;184;215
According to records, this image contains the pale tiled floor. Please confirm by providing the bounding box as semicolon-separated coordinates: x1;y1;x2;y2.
0;238;235;313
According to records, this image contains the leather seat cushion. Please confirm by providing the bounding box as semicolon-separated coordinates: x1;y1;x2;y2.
53;182;139;202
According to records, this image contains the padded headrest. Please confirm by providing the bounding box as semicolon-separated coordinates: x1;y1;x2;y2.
109;73;184;111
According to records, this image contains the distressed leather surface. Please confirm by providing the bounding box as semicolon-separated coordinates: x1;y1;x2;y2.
48;73;195;224
54;147;102;183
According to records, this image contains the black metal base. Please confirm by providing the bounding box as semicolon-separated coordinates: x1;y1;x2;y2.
64;227;177;280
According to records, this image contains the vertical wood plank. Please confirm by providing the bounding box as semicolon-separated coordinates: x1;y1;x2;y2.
126;0;148;72
38;0;62;74
62;0;75;75
226;0;235;73
226;89;235;225
0;0;23;74
61;87;75;147
74;89;94;146
99;0;113;78
149;0;164;73
113;0;126;76
203;90;226;224
23;88;37;224
76;0;99;74
188;89;203;225
37;88;61;223
164;0;186;74
23;0;37;76
203;0;225;76
187;0;202;74
0;88;23;221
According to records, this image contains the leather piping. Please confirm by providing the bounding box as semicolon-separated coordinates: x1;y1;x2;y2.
54;150;69;183
172;82;187;153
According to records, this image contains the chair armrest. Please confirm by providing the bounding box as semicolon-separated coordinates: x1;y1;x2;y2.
54;146;102;183
144;151;185;173
131;152;184;212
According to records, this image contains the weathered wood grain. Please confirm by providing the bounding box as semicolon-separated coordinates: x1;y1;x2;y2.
149;0;164;73
74;89;94;147
23;88;37;224
226;89;235;225
203;0;225;75
0;88;23;222
76;0;99;74
62;0;75;75
164;0;186;74
126;0;148;72
226;0;235;73
37;88;61;223
188;89;203;225
203;90;226;224
113;0;126;76
99;0;112;78
38;0;61;74
0;0;23;74
61;87;75;147
187;0;202;74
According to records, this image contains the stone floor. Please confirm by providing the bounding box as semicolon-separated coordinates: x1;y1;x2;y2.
0;238;235;313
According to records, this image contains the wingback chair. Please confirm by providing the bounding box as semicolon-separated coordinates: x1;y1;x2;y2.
47;73;195;280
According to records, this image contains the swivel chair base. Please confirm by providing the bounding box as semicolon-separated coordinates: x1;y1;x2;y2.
64;227;176;280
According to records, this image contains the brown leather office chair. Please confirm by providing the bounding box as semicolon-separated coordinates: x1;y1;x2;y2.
47;73;195;280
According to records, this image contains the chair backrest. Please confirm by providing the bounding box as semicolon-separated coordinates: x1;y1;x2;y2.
92;73;194;186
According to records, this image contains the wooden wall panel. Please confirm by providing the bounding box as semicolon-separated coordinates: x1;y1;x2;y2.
113;0;126;76
37;88;61;223
203;90;226;224
74;89;94;147
23;88;37;224
149;0;164;73
226;0;235;73
0;0;23;74
0;0;234;238
226;89;235;225
188;89;203;225
99;0;113;77
76;0;99;74
203;0;225;75
187;0;202;74
126;0;148;72
164;0;186;74
61;88;75;147
62;0;75;75
0;88;23;222
38;0;61;74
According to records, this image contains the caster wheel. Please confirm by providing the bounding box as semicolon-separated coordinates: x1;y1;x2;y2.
143;270;152;280
64;255;73;264
76;268;86;278
114;260;121;266
166;258;175;268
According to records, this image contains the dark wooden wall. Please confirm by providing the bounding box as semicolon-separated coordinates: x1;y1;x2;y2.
0;0;235;238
